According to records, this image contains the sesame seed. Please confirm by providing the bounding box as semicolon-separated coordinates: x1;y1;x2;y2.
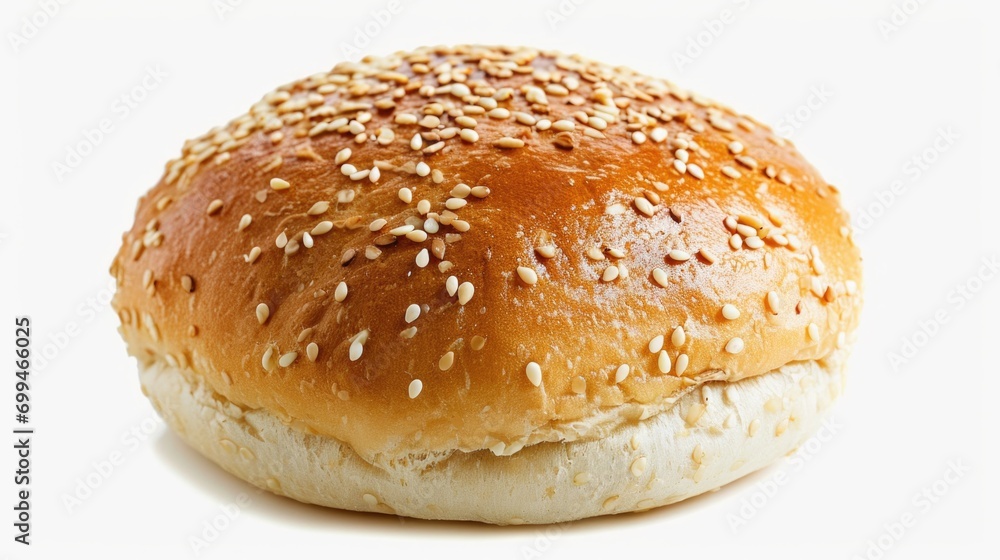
535;119;551;130
728;141;744;154
767;291;780;314
457;282;475;305
614;364;630;383
775;418;789;437
494;137;524;148
410;133;423;150
349;339;364;361
650;127;668;142
598;265;618;282
311;221;334;236
238;214;252;231
349;169;370;181
648;335;664;353
180;275;194;293
270;178;290;190
745;236;764;249
698;249;717;264
446;276;458;297
398;187;413;204
246;246;261;263
278;352;298;368
369;167;381;183
526;362;542;387
685;403;706;426
206;199;224;215
302;232;314;248
369;218;387;232
721;165;741;179
334;281;348;302
692;444;705;464
439;351;455;371
725;337;744;354
631;131;647;144
634;196;655;217
807;322;820;341
672;326;686;347
470;186;490;198
405;303;421;323
415;161;430;176
687;163;704;180
389;224;414;236
618;263;629;279
630;457;647;477
736;224;757;237
362;493;378;507
405;230;428;242
722;304;740;320
846;280;858;295
275;231;288;248
513;111;536;125
408;379;422;399
255;303;269;325
729;234;743;250
673;160;687;174
587;246;605;260
306;342;319;362
675;149;689;163
261;347;273;371
341;164;357;176
536;245;556;259
553;119;575;131
445;197;467;210
459;128;479;142
668;249;691;262
415;248;430;268
658;351;672;374
652;267;669;288
516;266;538;285
334;148;352;165
337;189;356;204
675;353;689;376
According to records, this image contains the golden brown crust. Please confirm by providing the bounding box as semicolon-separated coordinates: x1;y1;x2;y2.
111;45;862;461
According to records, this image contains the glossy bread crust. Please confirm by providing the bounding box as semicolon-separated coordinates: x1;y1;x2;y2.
112;45;862;464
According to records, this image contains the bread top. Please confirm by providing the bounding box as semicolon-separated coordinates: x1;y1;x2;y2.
111;45;862;462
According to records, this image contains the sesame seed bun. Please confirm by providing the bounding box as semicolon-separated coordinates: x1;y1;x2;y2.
112;45;863;524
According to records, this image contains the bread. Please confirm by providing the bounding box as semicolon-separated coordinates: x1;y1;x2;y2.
111;45;863;524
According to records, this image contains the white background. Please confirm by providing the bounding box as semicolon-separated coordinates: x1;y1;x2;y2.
1;0;996;558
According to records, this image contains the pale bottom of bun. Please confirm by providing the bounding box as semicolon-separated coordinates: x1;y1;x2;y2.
139;350;848;525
